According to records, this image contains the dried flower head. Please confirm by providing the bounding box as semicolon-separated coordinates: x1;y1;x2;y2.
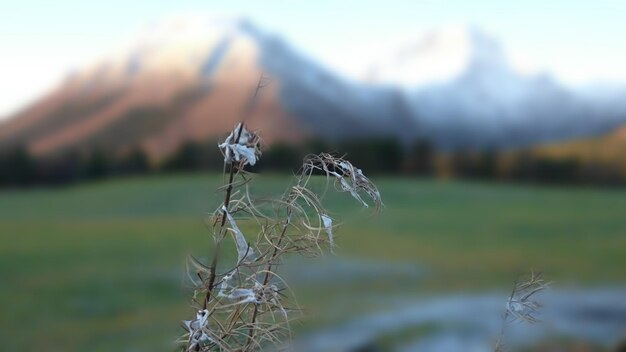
495;271;550;352
320;214;334;252
504;271;549;324
222;206;255;263
218;123;262;166
182;309;213;351
302;153;383;212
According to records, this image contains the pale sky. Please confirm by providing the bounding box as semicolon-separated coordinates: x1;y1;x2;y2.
1;0;626;119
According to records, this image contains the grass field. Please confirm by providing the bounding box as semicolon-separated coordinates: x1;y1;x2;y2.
1;173;625;351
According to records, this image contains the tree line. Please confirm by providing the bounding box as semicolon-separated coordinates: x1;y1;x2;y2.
1;138;625;188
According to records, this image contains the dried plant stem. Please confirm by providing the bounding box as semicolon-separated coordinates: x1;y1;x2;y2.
204;125;244;308
494;277;518;352
203;74;266;309
184;76;265;352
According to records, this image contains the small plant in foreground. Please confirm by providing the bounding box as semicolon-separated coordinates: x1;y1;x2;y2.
178;75;382;351
494;271;550;352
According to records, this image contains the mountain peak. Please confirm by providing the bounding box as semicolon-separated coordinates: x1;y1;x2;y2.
366;24;510;87
65;14;265;87
136;14;253;44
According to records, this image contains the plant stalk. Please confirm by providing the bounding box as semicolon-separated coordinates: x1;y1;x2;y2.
203;73;266;308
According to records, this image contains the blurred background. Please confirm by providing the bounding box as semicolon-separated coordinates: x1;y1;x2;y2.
1;1;625;351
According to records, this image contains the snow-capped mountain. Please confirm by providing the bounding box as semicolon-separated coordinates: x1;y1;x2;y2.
367;25;511;87
252;21;626;148
2;15;626;159
357;24;626;148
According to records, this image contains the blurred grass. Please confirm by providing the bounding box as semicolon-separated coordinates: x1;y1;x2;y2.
1;173;625;351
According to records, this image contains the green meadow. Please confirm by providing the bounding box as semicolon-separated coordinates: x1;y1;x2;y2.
1;173;625;351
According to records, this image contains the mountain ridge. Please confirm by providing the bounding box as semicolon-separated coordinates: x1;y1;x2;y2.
2;15;626;160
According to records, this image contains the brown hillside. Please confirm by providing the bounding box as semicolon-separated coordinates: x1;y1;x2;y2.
0;39;304;162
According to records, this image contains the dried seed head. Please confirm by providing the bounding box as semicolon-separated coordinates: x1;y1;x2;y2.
183;309;213;351
495;272;550;352
505;272;550;324
222;206;256;263
217;272;259;304
302;153;383;212
321;214;334;251
218;123;262;166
